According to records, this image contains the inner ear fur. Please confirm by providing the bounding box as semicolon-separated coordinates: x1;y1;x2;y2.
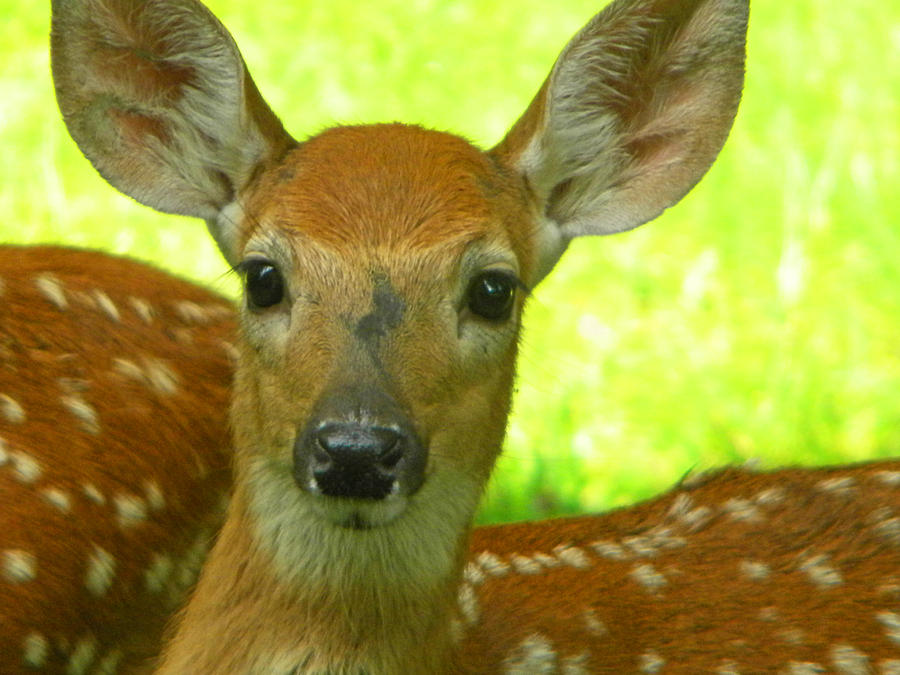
492;0;749;276
51;0;296;257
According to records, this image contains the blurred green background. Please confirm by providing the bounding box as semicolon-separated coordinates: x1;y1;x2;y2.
2;1;898;524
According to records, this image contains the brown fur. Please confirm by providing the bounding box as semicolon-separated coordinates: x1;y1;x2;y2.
0;246;235;673
464;460;900;671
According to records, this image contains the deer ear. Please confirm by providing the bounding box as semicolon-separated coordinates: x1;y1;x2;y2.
50;0;296;263
491;0;749;283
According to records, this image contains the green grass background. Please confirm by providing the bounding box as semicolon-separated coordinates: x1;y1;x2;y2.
1;1;898;524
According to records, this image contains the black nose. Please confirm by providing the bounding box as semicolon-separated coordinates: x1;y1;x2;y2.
296;421;424;500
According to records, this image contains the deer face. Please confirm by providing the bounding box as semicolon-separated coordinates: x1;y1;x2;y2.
228;124;537;531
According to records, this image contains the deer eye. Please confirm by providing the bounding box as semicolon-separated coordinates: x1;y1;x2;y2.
466;271;516;321
242;260;285;310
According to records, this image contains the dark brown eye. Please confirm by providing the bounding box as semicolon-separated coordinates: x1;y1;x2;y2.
467;271;516;321
243;260;284;309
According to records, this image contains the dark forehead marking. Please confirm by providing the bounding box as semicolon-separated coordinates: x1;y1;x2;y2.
354;273;405;348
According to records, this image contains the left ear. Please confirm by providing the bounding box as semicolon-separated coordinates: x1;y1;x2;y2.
50;0;297;264
491;0;749;283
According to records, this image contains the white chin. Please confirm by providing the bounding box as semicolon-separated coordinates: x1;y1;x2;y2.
310;494;410;530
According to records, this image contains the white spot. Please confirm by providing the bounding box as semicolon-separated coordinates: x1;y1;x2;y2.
34;273;68;310
880;660;900;675
758;606;780;622
220;340;240;362
113;357;180;395
41;487;72;512
144;553;174;594
532;552;560;568
799;554;843;588
82;483;106;505
112;358;144;382
171;530;214;591
739;560;771;581
785;662;826;674
9;450;42;483
114;493;148;528
94;647;123;675
510;554;543;575
144;480;166;511
463;561;486;586
128;296;155;324
67;635;98;675
85;546;116;596
0;435;8;465
879;581;900;598
877;611;900;646
630;563;668;592
61;394;100;434
0;393;25;424
667;492;694;519
172;328;195;345
92;290;121;322
873;516;900;547
142;358;180;395
716;659;741;675
723;498;763;523
677;502;714;532
638;651;666;674
590;540;629;560
457;582;480;626
779;628;808;645
502;633;557;674
623;528;686;557
583;609;607;636
476;551;510;577
816;476;856;495
874;471;900;487
830;644;871;675
206;303;232;320
554;545;592;570
754;487;786;506
22;632;49;668
174;300;213;324
3;549;37;583
562;652;591;675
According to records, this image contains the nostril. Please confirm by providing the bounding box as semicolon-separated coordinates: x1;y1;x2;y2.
312;447;333;473
377;438;404;471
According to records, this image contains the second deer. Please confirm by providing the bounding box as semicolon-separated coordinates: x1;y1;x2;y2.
48;0;900;672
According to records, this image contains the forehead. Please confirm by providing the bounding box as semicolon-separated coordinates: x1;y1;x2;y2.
243;124;520;257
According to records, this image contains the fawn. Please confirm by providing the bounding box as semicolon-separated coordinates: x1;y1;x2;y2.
39;0;900;672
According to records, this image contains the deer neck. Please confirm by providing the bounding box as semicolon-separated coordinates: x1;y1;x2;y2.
158;465;476;674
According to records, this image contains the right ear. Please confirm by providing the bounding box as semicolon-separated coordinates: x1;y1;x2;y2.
492;0;749;285
50;0;296;264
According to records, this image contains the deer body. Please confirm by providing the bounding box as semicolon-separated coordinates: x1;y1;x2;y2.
464;461;900;672
45;0;900;672
0;247;234;673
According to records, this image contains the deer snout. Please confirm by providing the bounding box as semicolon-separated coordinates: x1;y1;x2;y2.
294;418;426;501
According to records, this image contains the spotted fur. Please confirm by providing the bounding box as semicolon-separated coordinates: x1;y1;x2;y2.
0;246;234;673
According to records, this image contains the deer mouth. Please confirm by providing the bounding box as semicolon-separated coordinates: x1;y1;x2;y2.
305;489;412;530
